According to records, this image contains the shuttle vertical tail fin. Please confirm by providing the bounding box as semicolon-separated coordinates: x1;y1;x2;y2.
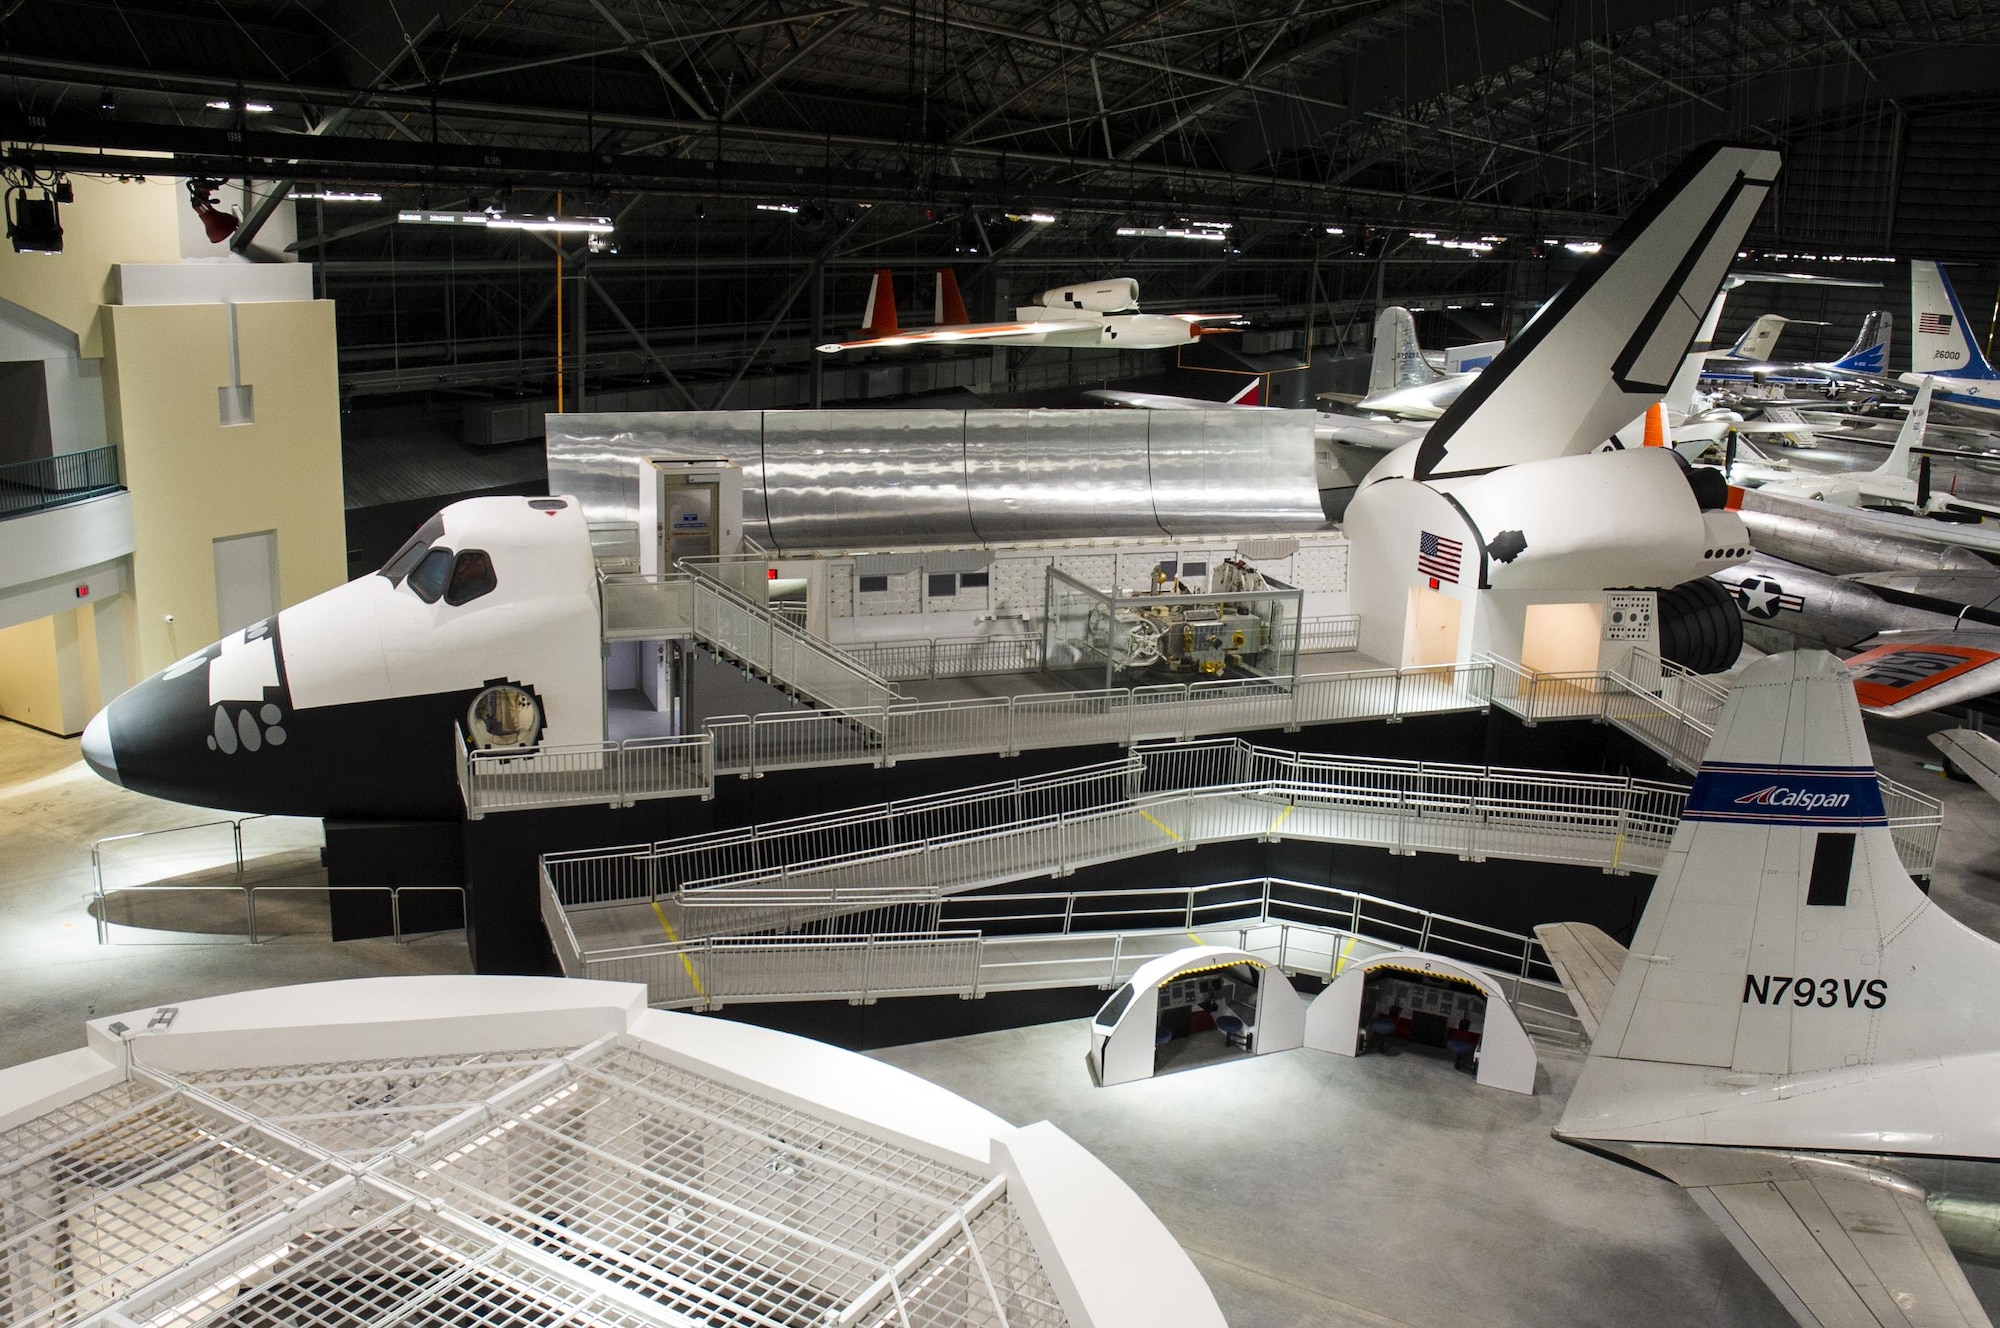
1872;376;1934;479
1413;143;1779;480
1829;310;1892;374
1369;307;1444;396
860;269;900;338
935;268;969;327
1568;651;2000;1098
1910;261;1997;379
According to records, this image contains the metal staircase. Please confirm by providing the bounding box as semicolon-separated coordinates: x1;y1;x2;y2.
600;569;902;716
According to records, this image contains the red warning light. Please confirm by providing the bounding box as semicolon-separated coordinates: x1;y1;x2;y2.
75;584;89;598
1427;577;1439;590
768;568;778;579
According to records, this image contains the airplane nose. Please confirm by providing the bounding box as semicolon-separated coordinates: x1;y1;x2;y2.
81;708;121;786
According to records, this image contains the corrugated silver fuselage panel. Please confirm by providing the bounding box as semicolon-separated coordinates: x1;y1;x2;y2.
547;408;1325;552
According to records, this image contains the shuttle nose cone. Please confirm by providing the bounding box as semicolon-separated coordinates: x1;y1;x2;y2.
81;709;121;787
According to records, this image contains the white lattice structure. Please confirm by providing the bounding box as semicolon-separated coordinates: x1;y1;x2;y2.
0;976;1219;1328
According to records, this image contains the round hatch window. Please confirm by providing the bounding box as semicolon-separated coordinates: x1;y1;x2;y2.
468;685;542;750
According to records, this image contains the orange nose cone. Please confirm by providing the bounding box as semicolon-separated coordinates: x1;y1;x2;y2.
1642;401;1666;448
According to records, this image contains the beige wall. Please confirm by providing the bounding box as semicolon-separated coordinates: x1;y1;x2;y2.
0;175;179;354
0;611;87;735
104;300;345;675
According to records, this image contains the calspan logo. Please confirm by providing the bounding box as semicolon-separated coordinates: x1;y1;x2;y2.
1734;785;1852;812
1684;762;1887;826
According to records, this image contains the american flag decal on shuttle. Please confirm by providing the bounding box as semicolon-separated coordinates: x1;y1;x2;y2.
1417;531;1463;582
1918;310;1953;335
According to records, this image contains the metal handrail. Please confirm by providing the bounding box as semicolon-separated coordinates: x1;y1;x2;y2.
546;871;1583;1032
674;560;902;695
542;737;1697;916
0;445;120;518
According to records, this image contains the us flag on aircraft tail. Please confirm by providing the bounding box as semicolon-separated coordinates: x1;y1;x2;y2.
1919;311;1954;335
1418;531;1463;583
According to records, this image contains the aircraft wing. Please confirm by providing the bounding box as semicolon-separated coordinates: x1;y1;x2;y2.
1688;1164;1990;1328
1845;570;2000;612
1843;632;2000;718
1315;416;1427;451
816;320;1083;352
1931;728;2000;804
1531;923;1626;1038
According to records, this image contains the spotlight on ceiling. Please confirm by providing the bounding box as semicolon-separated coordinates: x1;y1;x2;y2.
6;181;64;254
187;179;239;245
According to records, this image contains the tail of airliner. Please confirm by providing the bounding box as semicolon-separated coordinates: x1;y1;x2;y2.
859;269;900;338
1724;313;1790;361
1870;375;1934;479
1828;309;1891;374
934;268;969;327
1414;143;1780;480
1564;651;2000;1098
1911;260;1998;379
1369;306;1444;396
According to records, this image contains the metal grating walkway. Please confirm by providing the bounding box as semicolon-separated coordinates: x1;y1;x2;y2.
0;1039;1067;1328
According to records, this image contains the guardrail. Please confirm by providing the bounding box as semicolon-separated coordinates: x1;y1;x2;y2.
459;727;716;818
90;816;463;944
455;659;1498;814
541;738;1695;930
548;872;1582;1040
0;445;120;518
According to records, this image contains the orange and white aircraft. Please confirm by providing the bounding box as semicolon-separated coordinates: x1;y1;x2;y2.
815;269;1241;353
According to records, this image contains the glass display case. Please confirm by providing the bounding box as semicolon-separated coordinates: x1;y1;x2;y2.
1042;561;1302;691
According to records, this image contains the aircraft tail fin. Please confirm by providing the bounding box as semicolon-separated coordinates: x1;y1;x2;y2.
860;269;900;338
1227;377;1263;406
1829;310;1891;374
1872;375;1935;478
1725;313;1789;361
1414;143;1779;480
1569;650;2000;1089
1910;260;1997;379
935;268;970;327
1369;307;1444;396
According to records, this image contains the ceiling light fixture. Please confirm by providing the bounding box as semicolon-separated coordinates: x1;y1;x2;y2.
1005;212;1057;224
398;208;613;234
756;203;800;214
1117;224;1228;241
1564;241;1602;254
295;189;382;203
206;100;273;113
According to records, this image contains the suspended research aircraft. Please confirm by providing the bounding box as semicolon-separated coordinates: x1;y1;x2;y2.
1902;259;2000;423
1546;649;2000;1327
814;268;1241;353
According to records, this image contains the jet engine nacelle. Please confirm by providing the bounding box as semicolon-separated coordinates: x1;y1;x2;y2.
1032;278;1140;313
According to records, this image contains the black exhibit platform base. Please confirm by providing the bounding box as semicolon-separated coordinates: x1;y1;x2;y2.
325;819;468;941
450;706;1678;980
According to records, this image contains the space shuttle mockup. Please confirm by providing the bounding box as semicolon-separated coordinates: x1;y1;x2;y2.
1555;650;2000;1326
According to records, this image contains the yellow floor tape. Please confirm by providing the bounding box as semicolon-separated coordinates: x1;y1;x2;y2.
1333;935;1357;977
652;900;708;999
1135;807;1183;842
1267;803;1298;836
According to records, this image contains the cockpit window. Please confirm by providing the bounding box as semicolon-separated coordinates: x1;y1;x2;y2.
407;546;454;603
444;549;498;606
380;515;445;584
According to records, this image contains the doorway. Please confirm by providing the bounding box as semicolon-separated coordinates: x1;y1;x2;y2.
213;530;280;635
1402;586;1462;667
1521;602;1602;675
